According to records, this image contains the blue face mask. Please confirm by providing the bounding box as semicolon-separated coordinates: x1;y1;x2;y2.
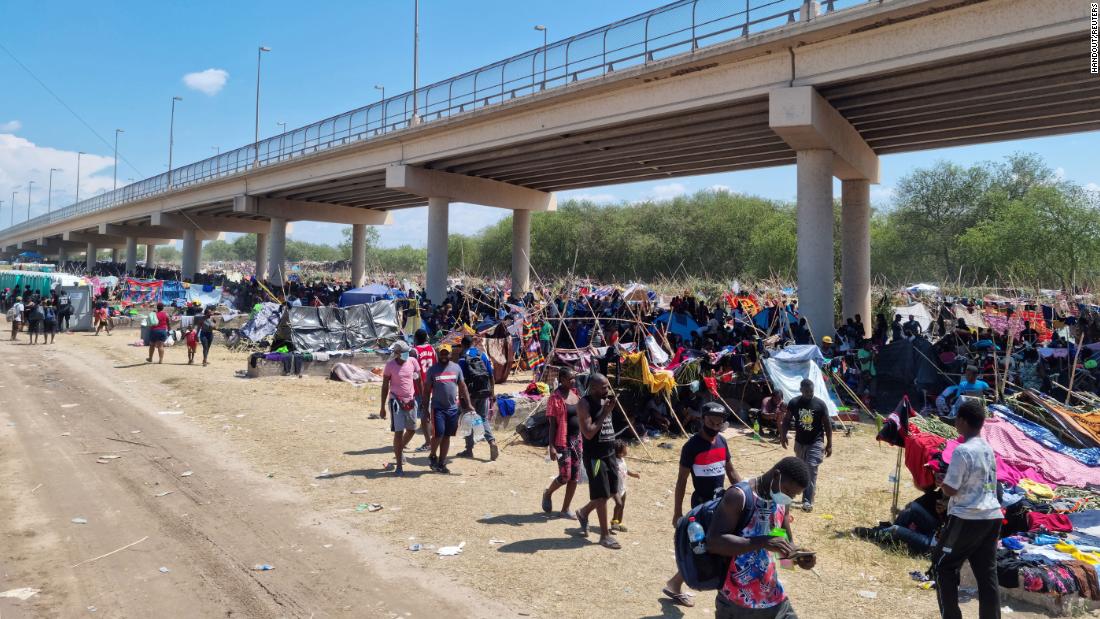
771;474;794;507
399;351;410;361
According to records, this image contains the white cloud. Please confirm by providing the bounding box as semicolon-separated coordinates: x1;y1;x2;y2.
183;68;229;96
0;120;21;132
871;185;895;203
1086;182;1100;193
0;134;115;220
648;182;687;200
1054;167;1066;180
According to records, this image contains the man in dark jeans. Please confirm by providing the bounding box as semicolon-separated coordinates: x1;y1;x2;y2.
780;379;832;512
934;400;1002;619
454;336;499;461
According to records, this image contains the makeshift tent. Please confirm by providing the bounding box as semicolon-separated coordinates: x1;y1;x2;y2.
122;278;163;304
162;280;187;305
905;283;940;295
17;251;43;260
653;310;701;341
240;302;282;343
186;285;227;309
622;283;656;302
762;345;838;418
893;303;934;334
339;284;401;306
275;300;400;352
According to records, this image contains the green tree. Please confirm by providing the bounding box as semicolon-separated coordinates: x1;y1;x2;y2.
203;240;236;262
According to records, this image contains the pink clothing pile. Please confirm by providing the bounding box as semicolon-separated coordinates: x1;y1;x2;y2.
949;416;1100;489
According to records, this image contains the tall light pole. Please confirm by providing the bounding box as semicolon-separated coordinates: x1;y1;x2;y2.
26;180;34;222
48;168;61;215
411;0;420;126
276;121;286;134
534;25;548;87
212;146;220;155
254;45;271;166
76;152;84;203
10;190;17;227
0;201;4;230
374;84;384;101
168;96;182;188
113;129;124;190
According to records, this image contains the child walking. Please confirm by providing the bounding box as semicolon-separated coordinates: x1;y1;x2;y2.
611;440;640;532
184;327;199;364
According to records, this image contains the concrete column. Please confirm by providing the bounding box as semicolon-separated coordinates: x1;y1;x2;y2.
145;244;156;267
841;179;872;336
182;229;198;279
351;224;367;288
110;248;119;264
86;242;97;271
796;149;835;342
268;218;287;286
255;232;269;281
426;197;449;304
511;209;531;297
58;247;68;264
125;237;138;274
800;0;820;21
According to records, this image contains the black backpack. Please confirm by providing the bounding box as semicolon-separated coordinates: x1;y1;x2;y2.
463;353;493;398
674;481;757;590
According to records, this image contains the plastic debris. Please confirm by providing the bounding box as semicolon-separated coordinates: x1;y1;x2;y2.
409;543;422;551
61;403;79;408
96;459;111;464
180;471;193;477
0;587;40;601
100;455;120;460
159;567;170;573
489;539;506;545
155;491;173;497
1002;606;1014;613
857;591;877;599
71;517;88;524
88;605;97;612
367;503;383;512
59;432;71;437
350;489;369;495
820;514;835;520
437;542;466;556
252;564;275;571
157;411;183;416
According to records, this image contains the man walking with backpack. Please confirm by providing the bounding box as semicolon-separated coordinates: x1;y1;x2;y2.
454;335;499;461
664;402;743;607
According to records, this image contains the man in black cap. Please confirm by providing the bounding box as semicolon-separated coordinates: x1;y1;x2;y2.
663;402;743;607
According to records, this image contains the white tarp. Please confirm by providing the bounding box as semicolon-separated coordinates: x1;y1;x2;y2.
763;345;838;418
905;283;940;295
893;303;934;334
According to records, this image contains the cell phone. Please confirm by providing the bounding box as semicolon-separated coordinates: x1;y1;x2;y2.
789;550;816;560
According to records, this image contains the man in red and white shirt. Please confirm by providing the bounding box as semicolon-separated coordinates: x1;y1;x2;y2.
412;329;437;451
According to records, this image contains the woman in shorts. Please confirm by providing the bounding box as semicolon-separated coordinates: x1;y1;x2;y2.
146;302;171;364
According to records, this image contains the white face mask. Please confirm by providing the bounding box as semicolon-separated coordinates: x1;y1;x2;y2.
770;473;794;507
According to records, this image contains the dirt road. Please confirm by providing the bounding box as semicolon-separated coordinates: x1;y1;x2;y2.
0;337;514;618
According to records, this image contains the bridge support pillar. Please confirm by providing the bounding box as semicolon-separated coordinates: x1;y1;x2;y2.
796;149;835;342
110;248;119;264
181;229;199;278
86;242;97;271
511;210;531;298
125;237;138;274
351;224;367;288
268;218;287;286
145;244;156;268
426;197;449;305
255;232;269;281
841;179;871;336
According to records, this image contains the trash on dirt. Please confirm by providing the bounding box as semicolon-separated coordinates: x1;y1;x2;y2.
180;471;193;477
87;605;97;612
154;491;173;497
366;503;383;512
96;459;111;464
1002;606;1014;613
157;411;183;416
60;432;71;436
100;455;120;460
71;517;88;524
437;542;466;556
409;543;422;551
489;539;506;544
252;564;275;571
30;483;42;493
318;468;331;476
323;544;333;548
0;587;40;601
61;404;79;408
131;430;141;434
350;489;369;495
158;567;170;573
857;591;877;599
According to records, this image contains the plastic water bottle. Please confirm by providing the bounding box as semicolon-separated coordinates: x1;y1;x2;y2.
687;517;706;555
470;414;486;443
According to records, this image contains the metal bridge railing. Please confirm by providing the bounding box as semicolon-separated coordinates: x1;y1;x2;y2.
5;0;878;239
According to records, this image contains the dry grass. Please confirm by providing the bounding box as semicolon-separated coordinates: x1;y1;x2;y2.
66;330;1075;618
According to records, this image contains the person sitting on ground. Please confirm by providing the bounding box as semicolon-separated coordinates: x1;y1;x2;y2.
664;402;743;608
854;489;946;554
706;456;815;619
379;340;421;476
610;439;639;533
542;366;582;518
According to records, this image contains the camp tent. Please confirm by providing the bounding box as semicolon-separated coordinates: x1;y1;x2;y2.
653;310;702;340
275;300;400;352
339;283;401;306
893;303;935;334
762;345;838;418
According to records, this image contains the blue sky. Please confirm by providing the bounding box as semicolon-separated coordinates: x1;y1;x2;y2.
1;0;1097;248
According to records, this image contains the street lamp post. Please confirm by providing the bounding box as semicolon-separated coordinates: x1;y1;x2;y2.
113;129;124;190
276;121;286;134
411;0;420;126
168;96;182;189
212;146;220;155
48;168;60;215
26;180;34;222
10;191;17;227
534;25;548;88
254;45;271;166
76;152;84;203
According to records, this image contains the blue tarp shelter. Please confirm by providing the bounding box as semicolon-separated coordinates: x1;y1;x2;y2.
653;310;702;340
340;284;401;307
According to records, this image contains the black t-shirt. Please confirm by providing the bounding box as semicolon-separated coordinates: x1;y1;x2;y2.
679;433;730;507
564;402;580;439
581;394;616;459
786;395;828;446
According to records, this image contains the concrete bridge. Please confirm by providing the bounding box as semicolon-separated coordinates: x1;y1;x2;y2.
1;0;1093;336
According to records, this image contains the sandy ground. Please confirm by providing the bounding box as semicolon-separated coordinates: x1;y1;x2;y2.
0;326;1089;618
